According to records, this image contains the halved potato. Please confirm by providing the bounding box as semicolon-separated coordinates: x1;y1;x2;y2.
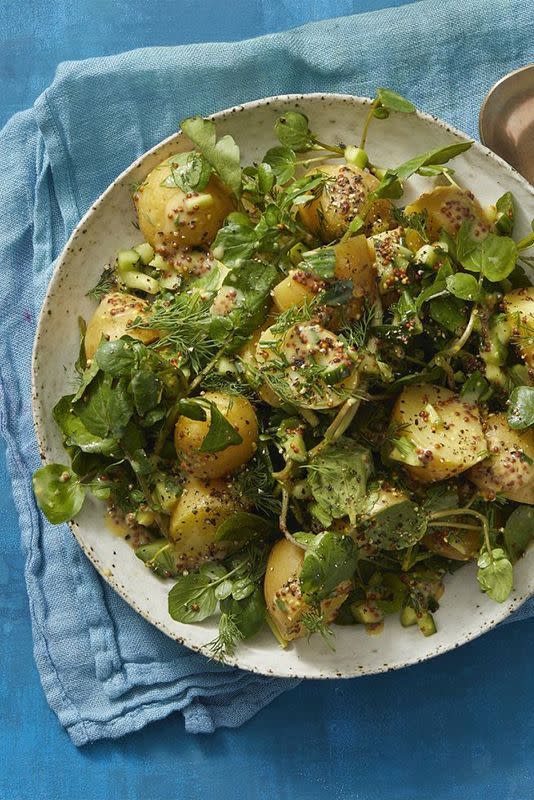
84;292;159;360
390;383;486;483
271;269;320;313
503;287;534;369
333;234;377;319
174;391;258;479
264;538;351;642
405;186;491;242
168;477;242;568
468;412;534;504
133;153;235;256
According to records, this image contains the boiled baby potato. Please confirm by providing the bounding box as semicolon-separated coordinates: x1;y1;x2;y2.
264;538;351;642
390;383;486;483
271;269;320;313
422;525;481;561
168;477;242;568
174;391;258;479
468;412;534;504
133;153;235;257
333;234;377;319
503;287;534;369
84;291;159;360
405;186;491;242
298;163;394;242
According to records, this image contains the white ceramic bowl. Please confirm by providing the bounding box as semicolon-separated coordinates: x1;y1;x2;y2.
32;94;534;678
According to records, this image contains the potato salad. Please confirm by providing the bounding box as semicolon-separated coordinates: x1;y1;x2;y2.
34;89;534;657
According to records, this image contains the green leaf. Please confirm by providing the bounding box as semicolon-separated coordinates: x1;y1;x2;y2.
177;398;208;421
274;111;314;152
462;234;517;281
32;464;86;524
212;219;257;266
495;191;515;236
199;402;243;453
376;88;415;114
460;371;492;404
257;163;274;194
307;438;373;526
263;146;296;184
163;151;212;192
507;385;534;429
395;141;473;181
76;374;133;438
301;247;336;279
168;572;219;623
429;295;466;333
130;369;161;416
318;279;354;307
503;506;534;563
86;267;115;302
213;259;278;349
220;586;265;639
180;116;242;196
297;531;358;602
95;338;141;376
216;511;277;543
135;540;182;578
53;395;118;454
477;548;513;603
71;358;100;403
362;500;428;550
445;273;482;301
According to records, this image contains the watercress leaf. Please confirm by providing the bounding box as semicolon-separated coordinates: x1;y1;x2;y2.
168;572;218;623
307;439;373;526
504;505;534;562
274;111;314;152
460;371;492;403
135;539;182;578
164;151;212;192
318;279;354;307
76;374;133;438
455;219;479;262
211;220;257;267
373;106;390;119
130;369;161;416
429;295;466;333
216;511;278;543
177;398;207;421
230;577;255;601
395;141;473;181
445;273;482;301
417;165;454;177
362;500;428;550
214;579;234;601
220;586;265;639
199;402;243;453
296;531;358;602
127;447;153;476
495;191;515;236
53;395;118;454
462;234;517;281
374;170;403;199
257;162;274;194
376;88;415;114
263;146;296;184
477;548;513;602
71;358;100;403
214;259;278;348
199;562;228;580
95;338;141;376
507;385;534;429
301;247;336;279
32;464;86;524
180;116;242;196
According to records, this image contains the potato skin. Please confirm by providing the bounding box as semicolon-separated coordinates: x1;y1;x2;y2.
264;538;351;642
503;287;534;369
405;186;491;241
168;477;242;568
174;391;258;479
468;413;534;504
133;154;234;257
298;163;394;242
84;292;159;359
390;383;486;483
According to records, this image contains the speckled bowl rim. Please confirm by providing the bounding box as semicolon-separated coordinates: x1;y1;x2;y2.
31;93;534;679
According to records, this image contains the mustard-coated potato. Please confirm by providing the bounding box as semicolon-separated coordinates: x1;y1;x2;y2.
503;287;534;369
264;538;351;642
390;383;486;483
168;477;242;568
133;153;235;257
422;526;481;561
239;315;281;408
84;292;159;360
333;234;377;319
174;391;258;479
298;163;394;242
468;413;534;504
405;186;491;242
271;269;320;313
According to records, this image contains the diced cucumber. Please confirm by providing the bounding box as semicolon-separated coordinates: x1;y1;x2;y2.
117;248;160;294
149;254;171;271
134;242;155;265
350;602;384;625
400;606;418;627
117;248;141;272
321;361;351;386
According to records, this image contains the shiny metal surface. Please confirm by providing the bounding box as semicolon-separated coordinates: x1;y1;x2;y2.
479;63;534;184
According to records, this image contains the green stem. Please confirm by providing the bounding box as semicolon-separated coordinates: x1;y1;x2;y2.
279;487;306;550
359;99;379;151
297;153;340;167
312;139;345;155
429;507;491;556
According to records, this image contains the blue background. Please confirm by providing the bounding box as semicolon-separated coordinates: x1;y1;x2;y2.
1;2;533;798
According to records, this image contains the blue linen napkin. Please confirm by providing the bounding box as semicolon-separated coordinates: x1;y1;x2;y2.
0;0;533;747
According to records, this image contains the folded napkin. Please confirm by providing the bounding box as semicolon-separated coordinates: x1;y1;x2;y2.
1;0;533;747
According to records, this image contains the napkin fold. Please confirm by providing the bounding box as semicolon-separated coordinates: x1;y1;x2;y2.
1;0;533;746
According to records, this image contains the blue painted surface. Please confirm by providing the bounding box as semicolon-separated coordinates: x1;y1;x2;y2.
1;1;533;798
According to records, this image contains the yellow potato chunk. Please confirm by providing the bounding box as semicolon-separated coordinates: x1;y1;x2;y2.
264;538;351;642
405;186;491;242
298;163;394;242
271;269;319;313
174;391;258;479
468;413;534;504
133;153;235;257
334;234;377;319
84;292;159;360
168;477;242;568
422;526;481;561
390;383;486;483
503;287;534;369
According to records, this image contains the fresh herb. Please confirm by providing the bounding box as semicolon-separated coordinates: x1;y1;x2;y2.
362;500;428;550
306;438;373;526
495;191;515;236
163;151;212;192
296;531;357;602
216;511;277;543
274;111;316;152
263;146;296;184
32;464;86;524
86;267;115;301
477;547;513;603
503;505;534;562
507;385;534;429
180;116;242;196
446;273;482;302
461;233;517;282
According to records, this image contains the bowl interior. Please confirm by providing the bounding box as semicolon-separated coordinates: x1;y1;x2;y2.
32;94;534;678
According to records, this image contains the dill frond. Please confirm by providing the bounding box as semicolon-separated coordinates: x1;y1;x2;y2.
86;267;116;301
301;609;335;650
207;613;244;659
339;305;376;350
234;450;281;516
